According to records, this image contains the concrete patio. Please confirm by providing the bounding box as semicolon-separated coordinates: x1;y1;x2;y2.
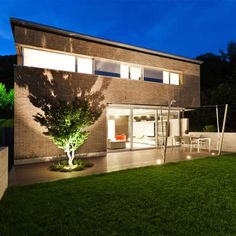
9;148;218;186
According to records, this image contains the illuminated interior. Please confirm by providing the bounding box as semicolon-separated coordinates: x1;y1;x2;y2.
22;47;181;85
77;57;93;74
23;48;76;72
107;106;187;152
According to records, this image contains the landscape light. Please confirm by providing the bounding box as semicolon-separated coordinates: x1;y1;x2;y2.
156;159;162;165
186;155;192;160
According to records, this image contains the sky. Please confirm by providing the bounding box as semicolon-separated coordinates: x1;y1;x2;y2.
1;0;236;59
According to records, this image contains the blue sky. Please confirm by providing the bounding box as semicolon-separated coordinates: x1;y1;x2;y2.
1;0;236;58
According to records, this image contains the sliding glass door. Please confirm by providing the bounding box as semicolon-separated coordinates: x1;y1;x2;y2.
107;106;182;151
132;109;156;149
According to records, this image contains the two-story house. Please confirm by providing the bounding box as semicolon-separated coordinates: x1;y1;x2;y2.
11;18;202;163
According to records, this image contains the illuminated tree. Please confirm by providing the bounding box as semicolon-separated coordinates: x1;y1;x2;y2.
34;98;101;168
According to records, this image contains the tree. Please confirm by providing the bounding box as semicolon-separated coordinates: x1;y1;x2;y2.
34;98;101;168
195;41;236;132
0;82;14;111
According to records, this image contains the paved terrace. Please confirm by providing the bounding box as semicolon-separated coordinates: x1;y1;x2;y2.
9;148;218;186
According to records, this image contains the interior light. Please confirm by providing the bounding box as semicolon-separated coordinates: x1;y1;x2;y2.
170;73;180;85
163;71;169;84
23;48;76;72
120;64;129;79
130;66;142;80
77;57;93;74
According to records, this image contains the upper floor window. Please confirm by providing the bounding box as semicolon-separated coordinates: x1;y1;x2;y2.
120;64;129;79
23;47;181;86
144;68;163;83
77;57;93;74
95;59;120;77
130;66;142;80
23;48;76;72
163;71;180;85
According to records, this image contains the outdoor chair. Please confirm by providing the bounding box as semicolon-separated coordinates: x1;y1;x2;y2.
198;135;211;151
173;136;181;148
181;136;198;152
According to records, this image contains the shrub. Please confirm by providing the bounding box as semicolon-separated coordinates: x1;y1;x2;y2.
49;159;93;172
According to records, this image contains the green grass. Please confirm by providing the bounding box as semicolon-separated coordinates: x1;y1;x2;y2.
1;154;236;235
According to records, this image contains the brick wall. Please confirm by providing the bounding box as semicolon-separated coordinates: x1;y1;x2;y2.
15;66;199;159
13;24;200;160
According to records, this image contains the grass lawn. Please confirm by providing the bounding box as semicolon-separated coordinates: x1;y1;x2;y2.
1;154;236;235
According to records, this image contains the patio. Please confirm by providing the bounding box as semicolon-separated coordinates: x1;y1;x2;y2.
9;148;218;186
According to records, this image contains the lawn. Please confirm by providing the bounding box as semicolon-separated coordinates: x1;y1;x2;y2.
1;154;236;235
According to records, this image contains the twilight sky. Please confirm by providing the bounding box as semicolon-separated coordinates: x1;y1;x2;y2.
1;0;236;59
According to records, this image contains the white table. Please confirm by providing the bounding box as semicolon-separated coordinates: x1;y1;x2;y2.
197;137;211;152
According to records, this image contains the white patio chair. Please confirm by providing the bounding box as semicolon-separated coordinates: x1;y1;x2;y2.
181;136;198;152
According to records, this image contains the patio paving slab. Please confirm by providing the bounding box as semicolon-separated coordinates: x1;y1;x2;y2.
9;148;219;186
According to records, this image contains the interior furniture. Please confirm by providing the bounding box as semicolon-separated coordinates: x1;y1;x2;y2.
116;134;126;141
107;139;126;149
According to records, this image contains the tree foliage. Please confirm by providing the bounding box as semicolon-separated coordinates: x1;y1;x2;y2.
0;82;14;111
34;98;101;166
193;41;236;131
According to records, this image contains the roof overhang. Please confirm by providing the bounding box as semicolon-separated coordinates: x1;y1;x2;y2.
10;17;203;65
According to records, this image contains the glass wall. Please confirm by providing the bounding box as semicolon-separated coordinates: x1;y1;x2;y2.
107;106;183;151
107;108;131;151
132;109;156;149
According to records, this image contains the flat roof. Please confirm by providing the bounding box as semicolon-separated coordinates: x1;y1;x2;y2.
10;17;202;65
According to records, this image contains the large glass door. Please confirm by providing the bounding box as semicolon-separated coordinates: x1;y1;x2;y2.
132;109;156;150
107;107;131;151
107;106;182;151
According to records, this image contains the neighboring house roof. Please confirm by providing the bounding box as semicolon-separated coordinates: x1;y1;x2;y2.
10;17;203;65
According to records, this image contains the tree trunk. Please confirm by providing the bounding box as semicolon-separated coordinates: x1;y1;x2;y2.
67;150;74;167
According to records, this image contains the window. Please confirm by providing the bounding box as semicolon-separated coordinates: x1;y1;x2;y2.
120;64;129;79
95;59;120;77
144;68;163;83
130;66;142;80
77;57;93;74
170;73;180;85
23;48;76;72
163;71;180;85
163;71;170;84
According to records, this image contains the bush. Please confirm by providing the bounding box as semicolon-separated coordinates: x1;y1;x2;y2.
203;124;216;132
49;159;93;172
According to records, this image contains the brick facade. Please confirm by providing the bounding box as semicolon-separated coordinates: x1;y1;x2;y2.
12;20;201;160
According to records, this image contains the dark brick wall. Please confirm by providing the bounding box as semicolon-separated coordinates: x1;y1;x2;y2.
15;66;199;159
13;24;200;159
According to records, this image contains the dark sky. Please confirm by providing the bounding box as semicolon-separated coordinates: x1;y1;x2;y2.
1;0;236;59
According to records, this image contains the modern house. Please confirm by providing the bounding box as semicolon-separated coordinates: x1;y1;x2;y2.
10;18;202;163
